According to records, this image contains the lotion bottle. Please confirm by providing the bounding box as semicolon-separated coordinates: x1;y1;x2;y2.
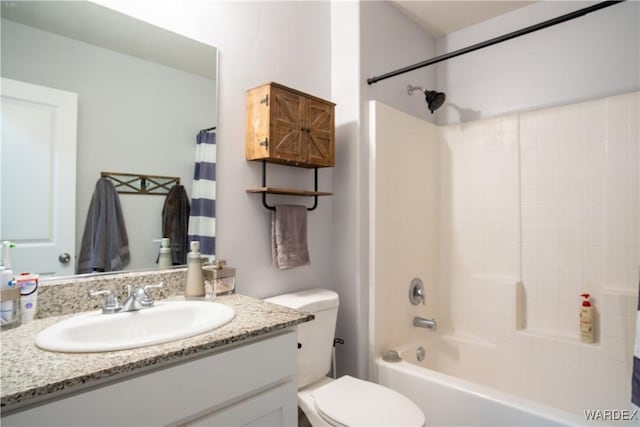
579;293;594;343
15;273;38;324
0;241;19;328
155;238;172;269
185;241;205;297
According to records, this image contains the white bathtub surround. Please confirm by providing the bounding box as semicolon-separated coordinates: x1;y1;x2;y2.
376;341;583;427
368;101;440;360
369;92;639;420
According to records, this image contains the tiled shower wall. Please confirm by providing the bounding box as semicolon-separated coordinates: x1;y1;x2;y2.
371;93;638;411
438;114;521;336
520;93;639;337
437;92;639;341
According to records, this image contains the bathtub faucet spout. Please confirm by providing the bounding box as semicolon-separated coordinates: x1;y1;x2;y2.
413;316;437;330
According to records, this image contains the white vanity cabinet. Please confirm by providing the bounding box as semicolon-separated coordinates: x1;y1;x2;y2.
3;331;297;427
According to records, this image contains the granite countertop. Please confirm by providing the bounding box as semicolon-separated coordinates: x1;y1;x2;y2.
0;294;313;411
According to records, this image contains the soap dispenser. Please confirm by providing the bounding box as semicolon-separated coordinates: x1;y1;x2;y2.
154;238;172;270
185;241;205;297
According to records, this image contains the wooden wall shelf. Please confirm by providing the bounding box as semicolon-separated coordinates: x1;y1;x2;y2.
246;187;333;197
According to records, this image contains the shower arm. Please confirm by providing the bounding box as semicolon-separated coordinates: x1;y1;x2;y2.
407;85;425;96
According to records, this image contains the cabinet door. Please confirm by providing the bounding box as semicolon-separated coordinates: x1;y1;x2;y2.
306;98;334;167
3;332;297;427
185;382;297;427
270;86;305;164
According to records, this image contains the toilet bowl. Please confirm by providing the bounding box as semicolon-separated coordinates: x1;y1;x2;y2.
299;375;425;427
265;288;425;427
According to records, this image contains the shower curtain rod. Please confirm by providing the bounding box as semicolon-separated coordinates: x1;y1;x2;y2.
367;0;625;85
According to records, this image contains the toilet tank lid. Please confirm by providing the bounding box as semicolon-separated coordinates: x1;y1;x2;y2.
265;288;339;313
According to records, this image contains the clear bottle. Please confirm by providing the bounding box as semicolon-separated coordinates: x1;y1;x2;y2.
185;241;205;297
212;259;236;295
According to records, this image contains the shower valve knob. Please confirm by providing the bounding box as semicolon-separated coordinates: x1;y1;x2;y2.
409;278;425;306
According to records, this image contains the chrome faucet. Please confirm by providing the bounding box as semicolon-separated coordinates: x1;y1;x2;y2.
121;283;164;312
413;316;437;330
89;282;163;314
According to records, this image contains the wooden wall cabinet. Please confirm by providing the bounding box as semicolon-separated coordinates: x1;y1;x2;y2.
246;83;335;210
246;82;335;168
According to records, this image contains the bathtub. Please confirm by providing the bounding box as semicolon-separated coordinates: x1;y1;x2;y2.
375;335;591;426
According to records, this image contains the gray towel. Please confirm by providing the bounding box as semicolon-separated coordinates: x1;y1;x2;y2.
162;185;190;265
271;205;310;270
77;178;130;273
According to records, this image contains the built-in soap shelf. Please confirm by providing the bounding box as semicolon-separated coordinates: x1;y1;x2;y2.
516;329;599;346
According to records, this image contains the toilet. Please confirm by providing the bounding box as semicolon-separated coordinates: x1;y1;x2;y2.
265;288;425;427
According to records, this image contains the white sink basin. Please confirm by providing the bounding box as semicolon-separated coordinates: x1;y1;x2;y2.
35;301;235;353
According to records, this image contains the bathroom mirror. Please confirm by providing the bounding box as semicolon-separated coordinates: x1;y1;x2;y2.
0;1;218;278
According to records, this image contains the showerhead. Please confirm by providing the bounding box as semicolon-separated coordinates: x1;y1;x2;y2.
407;85;446;114
424;90;446;114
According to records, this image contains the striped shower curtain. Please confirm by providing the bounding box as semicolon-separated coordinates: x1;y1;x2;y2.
188;130;216;257
633;272;640;407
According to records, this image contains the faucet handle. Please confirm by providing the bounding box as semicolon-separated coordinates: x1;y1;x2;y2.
139;282;164;306
143;282;164;297
409;278;425;306
89;289;121;314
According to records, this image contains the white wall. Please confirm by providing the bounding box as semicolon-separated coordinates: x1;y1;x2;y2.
328;0;438;378
361;1;437;123
330;0;365;379
91;0;338;294
436;1;640;125
1;18;215;271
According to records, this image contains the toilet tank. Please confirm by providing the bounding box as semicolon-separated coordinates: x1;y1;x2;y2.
265;288;339;389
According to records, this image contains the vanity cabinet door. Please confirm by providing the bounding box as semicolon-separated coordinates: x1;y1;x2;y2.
2;331;297;427
186;381;296;427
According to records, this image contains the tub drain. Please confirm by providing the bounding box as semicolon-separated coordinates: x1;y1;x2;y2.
416;346;425;362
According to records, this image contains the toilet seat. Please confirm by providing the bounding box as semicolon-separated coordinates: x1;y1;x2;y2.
312;376;425;427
